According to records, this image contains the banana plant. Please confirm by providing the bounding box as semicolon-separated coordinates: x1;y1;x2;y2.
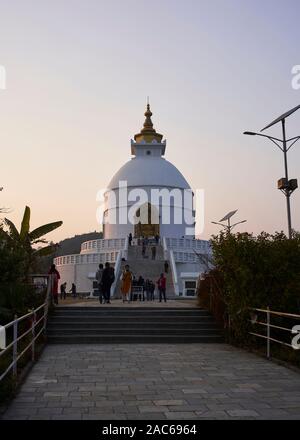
4;206;63;275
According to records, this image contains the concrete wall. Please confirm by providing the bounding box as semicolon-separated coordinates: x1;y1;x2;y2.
176;262;206;295
57;263;97;293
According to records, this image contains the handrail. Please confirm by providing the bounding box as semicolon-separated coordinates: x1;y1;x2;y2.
2;303;46;330
0;276;53;383
248;320;294;333
248;307;300;359
162;236;169;261
110;249;123;298
123;236;129;261
250;307;300;319
169;249;179;296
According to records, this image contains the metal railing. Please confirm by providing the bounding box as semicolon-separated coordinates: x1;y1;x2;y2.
249;307;300;359
0;276;53;383
162;236;169;261
54;251;120;267
169;249;180;296
111;250;123;298
165;237;211;252
130;286;144;301
80;238;126;254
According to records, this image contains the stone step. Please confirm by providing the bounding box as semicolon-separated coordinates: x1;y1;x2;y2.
47;327;221;335
47;334;224;344
55;304;202;314
48;321;217;328
53;310;211;316
47;304;223;344
49;321;215;329
114;244;174;298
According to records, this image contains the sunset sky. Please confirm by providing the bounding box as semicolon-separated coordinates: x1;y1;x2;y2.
1;0;300;243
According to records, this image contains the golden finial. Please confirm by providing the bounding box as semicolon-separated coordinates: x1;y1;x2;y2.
134;102;163;143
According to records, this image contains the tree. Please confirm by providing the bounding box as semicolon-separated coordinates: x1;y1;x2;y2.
3;206;63;276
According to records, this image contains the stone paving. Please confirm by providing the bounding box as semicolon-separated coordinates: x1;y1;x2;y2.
57;298;198;308
1;343;300;420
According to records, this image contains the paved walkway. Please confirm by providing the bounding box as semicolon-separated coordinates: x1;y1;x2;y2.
2;344;300;420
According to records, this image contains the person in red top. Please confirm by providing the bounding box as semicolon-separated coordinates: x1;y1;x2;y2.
48;264;61;305
157;273;167;303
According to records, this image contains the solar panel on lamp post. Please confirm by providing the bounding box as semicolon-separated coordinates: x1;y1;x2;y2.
211;210;247;234
244;104;300;239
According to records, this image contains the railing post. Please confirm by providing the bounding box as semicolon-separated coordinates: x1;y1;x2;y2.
267;306;271;359
31;309;36;362
12;315;18;377
44;300;48;333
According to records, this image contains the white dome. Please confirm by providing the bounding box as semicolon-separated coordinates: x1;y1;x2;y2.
108;157;191;190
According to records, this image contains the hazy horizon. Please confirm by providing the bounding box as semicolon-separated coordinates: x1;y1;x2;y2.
1;0;300;243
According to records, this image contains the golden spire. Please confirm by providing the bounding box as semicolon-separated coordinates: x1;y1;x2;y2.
134;102;163;143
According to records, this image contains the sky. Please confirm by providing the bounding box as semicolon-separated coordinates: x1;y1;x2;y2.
0;0;300;242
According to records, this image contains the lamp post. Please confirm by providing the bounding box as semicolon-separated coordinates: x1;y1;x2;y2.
211;210;247;234
244;104;300;239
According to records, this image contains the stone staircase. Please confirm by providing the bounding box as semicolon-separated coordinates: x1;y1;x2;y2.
46;307;224;344
114;244;175;299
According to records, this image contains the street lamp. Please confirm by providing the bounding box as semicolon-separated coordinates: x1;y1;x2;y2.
211;210;247;234
244;104;300;239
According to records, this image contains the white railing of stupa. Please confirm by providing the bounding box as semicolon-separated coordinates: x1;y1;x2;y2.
111;236;128;297
165;237;210;252
123;236;129;261
164;238;211;263
111;250;122;298
162;236;169;261
54;251;120;267
169;250;180;296
80;238;126;254
172;251;198;263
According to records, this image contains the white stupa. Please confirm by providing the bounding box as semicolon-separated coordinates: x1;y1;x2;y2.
54;105;211;297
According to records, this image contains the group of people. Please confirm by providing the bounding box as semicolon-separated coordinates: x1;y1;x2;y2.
128;233;160;247
95;262;115;304
49;254;168;306
59;282;77;300
120;265;167;303
128;233;161;260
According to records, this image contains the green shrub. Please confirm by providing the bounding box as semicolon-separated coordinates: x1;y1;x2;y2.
206;231;300;347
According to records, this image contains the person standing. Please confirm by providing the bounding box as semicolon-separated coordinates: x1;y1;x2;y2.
128;233;133;246
102;262;115;304
142;240;146;258
151;246;156;260
96;263;104;304
121;265;132;303
137;275;145;301
69;283;77;298
150;281;155;301
48;264;60;305
164;261;169;274
60;282;67;300
157;273;167;303
145;279;151;301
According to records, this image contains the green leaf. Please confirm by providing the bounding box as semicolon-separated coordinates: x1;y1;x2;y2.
29;221;63;241
4;218;20;240
20;206;31;240
34;244;57;257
